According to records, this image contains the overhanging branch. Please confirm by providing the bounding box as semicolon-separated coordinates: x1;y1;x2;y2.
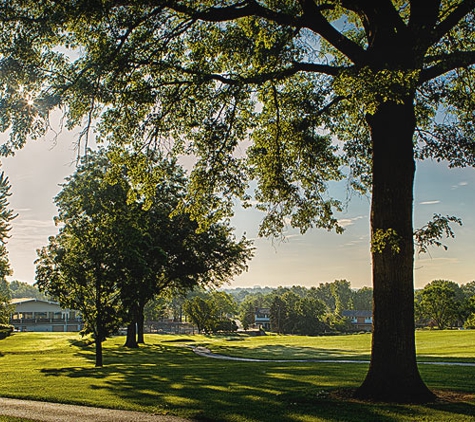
420;50;475;82
167;0;365;65
169;61;345;86
430;0;475;46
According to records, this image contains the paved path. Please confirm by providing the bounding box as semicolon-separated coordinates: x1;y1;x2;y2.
0;397;191;422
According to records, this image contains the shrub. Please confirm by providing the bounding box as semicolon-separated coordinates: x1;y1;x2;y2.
0;324;14;339
464;314;475;329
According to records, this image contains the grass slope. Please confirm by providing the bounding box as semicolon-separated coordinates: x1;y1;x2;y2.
0;331;474;421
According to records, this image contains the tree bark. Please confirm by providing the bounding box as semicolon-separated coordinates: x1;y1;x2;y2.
354;100;435;403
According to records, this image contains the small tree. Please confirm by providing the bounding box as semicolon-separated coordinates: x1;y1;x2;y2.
239;298;259;331
464;296;475;329
183;291;238;334
295;296;327;335
183;296;212;334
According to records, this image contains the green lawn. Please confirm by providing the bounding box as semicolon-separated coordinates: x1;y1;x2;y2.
0;331;474;421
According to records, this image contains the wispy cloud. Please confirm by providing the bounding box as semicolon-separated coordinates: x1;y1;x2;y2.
419;200;440;205
337;215;364;228
451;181;469;190
9;218;57;245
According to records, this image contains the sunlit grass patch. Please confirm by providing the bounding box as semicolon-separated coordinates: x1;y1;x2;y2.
1;331;474;421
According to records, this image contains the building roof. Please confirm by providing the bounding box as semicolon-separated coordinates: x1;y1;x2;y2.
10;297;60;306
341;310;372;318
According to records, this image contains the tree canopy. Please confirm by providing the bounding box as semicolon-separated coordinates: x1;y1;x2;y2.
2;0;475;402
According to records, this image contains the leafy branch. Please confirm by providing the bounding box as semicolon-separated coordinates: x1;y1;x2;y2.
414;213;462;254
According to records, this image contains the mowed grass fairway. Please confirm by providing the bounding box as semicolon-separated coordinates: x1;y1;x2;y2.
0;331;474;422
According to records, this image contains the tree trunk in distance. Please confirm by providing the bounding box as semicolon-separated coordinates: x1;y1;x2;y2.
354;100;435;403
137;303;145;344
94;279;104;367
95;337;103;367
124;321;138;348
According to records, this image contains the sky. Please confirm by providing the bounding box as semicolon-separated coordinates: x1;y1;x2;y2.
1;130;474;291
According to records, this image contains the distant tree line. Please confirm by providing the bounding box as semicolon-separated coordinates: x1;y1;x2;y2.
145;278;475;336
144;280;373;335
5;277;475;338
235;280;373;335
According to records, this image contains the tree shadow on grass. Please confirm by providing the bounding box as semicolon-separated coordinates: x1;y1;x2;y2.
208;343;371;361
37;340;475;422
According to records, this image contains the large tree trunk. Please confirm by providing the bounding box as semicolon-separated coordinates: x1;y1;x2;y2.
354;100;435;403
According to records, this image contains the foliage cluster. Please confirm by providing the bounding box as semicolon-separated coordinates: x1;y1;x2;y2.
149;279;475;336
234;281;372;335
7;280;49;300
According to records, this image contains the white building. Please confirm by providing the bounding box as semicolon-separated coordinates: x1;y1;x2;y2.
9;298;82;332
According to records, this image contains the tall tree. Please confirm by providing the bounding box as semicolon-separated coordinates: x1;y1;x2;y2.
35;156;128;366
2;1;475;402
269;295;286;334
330;279;353;315
36;148;252;352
